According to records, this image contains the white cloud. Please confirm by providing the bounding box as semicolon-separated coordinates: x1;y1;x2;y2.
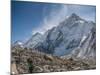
32;4;96;35
32;4;68;35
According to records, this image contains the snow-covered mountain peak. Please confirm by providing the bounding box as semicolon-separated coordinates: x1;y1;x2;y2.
14;41;23;45
24;32;43;48
32;32;42;37
59;13;86;29
12;41;23;48
68;13;83;21
33;13;96;58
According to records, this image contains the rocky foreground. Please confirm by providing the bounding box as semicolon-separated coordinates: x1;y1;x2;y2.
11;48;96;74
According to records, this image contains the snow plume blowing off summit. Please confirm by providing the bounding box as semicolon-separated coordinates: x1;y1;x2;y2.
32;4;95;35
32;5;68;34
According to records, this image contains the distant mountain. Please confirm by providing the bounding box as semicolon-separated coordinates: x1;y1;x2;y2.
12;41;23;48
24;32;43;48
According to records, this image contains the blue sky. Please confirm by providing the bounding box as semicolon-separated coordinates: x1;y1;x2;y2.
11;1;96;43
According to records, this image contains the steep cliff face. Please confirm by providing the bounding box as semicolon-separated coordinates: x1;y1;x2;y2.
70;25;96;59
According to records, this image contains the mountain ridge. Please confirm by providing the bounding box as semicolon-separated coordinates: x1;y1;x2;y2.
12;13;96;60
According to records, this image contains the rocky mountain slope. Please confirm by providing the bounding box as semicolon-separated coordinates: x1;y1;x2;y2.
12;41;23;48
11;48;95;74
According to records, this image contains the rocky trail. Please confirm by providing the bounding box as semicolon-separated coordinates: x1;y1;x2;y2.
11;62;18;75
